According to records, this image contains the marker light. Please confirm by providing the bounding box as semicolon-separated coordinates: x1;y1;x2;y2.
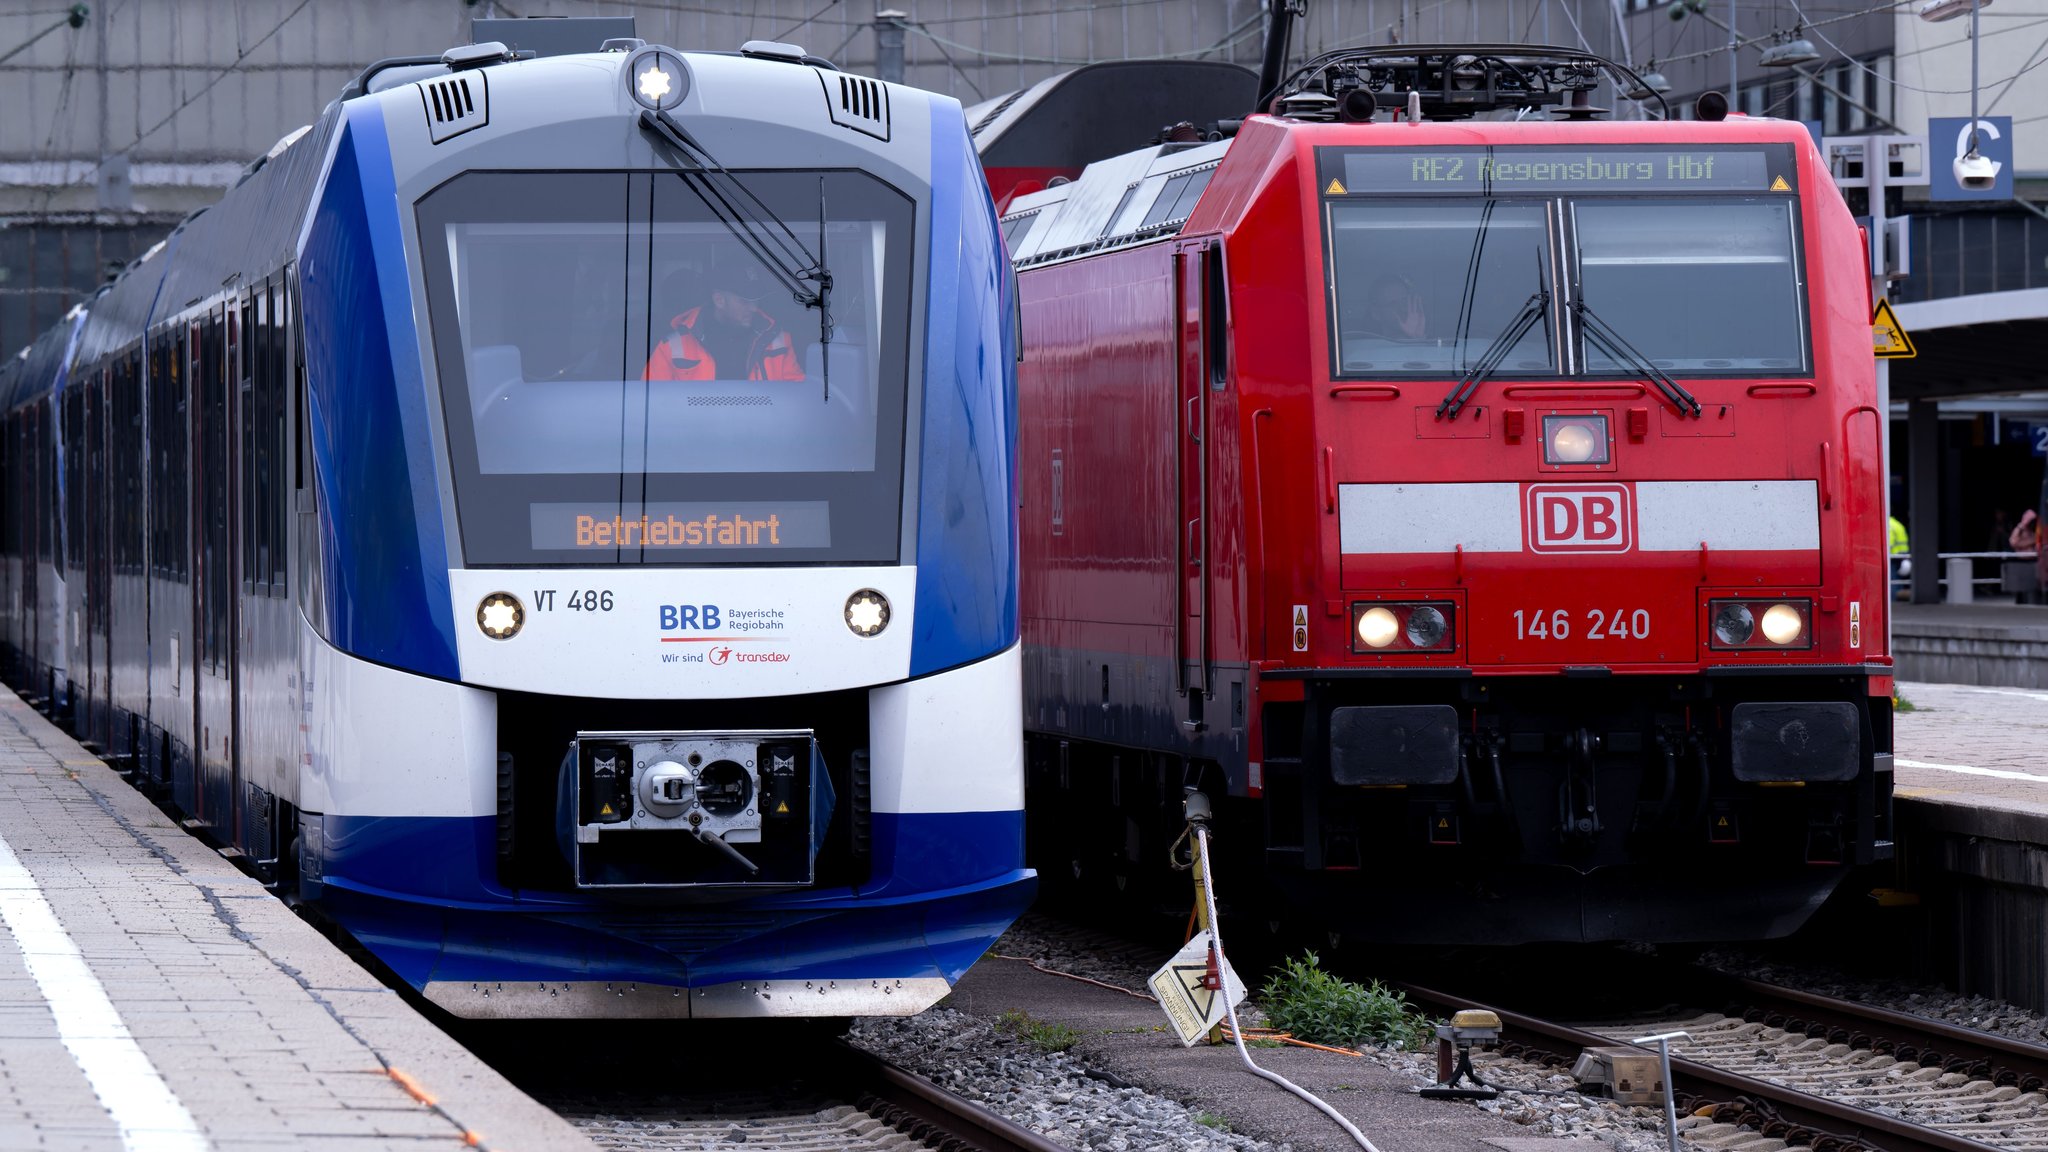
626;46;689;112
845;589;890;637
1543;414;1610;465
1760;603;1805;645
1712;602;1755;647
1405;605;1448;648
478;592;524;640
1356;606;1400;649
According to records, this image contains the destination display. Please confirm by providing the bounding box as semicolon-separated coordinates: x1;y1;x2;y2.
530;501;831;551
1322;145;1795;195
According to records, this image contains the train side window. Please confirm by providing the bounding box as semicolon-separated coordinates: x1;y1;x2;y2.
1203;243;1228;390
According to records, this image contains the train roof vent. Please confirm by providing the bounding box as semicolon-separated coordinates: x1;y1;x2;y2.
420;73;488;144
822;71;890;141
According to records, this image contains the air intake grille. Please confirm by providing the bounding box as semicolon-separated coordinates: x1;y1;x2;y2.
420;74;488;144
821;71;890;141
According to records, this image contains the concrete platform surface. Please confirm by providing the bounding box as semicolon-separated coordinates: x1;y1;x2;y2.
1894;680;2048;834
943;954;1604;1152
0;688;599;1152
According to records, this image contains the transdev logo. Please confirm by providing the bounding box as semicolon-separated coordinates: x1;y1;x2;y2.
1526;484;1632;553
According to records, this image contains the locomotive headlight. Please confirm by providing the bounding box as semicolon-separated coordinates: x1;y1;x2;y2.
477;592;524;640
1356;606;1399;649
845;589;890;637
1712;602;1755;646
1542;415;1610;465
1405;605;1448;648
1761;603;1805;645
626;47;690;111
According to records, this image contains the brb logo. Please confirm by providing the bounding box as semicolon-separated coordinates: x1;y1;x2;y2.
1526;484;1632;553
658;604;721;630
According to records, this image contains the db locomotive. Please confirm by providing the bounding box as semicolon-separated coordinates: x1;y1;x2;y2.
0;28;1029;1016
997;40;1893;943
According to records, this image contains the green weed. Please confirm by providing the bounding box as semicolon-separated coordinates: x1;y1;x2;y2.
996;1009;1082;1053
1258;952;1434;1051
1193;1111;1232;1131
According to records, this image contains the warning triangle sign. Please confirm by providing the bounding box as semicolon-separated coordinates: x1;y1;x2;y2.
599;803;616;817
1769;175;1791;192
1172;963;1216;1019
775;801;790;814
1872;298;1916;359
1325;178;1347;195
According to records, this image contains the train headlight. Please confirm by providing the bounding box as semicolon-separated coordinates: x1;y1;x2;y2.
1405;605;1448;648
1761;603;1805;645
477;592;524;641
845;589;890;637
1542;414;1610;465
1712;602;1755;647
1356;606;1400;649
626;47;690;112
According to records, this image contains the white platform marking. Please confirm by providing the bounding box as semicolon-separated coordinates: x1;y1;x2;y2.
1960;687;2048;704
0;830;208;1152
1895;757;2048;785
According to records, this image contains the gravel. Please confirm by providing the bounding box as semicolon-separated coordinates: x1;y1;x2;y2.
1695;948;2048;1045
851;1008;1275;1152
849;917;1701;1152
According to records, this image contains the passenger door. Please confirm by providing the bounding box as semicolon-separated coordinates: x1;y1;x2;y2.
1175;243;1211;728
195;301;239;830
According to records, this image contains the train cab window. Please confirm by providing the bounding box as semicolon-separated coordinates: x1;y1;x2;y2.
418;169;914;567
1326;201;1554;376
1571;200;1808;374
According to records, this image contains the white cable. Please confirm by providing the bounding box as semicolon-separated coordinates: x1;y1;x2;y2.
1193;822;1384;1152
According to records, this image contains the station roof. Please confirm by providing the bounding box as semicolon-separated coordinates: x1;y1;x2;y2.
1891;287;2048;401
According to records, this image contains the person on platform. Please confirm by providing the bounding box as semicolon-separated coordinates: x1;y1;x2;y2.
1889;514;1911;600
644;254;805;382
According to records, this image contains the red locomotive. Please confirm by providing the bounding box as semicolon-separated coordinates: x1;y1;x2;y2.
996;44;1893;943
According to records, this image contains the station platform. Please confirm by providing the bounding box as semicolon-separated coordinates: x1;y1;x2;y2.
0;687;598;1152
1892;602;2048;689
1891;680;2048;1015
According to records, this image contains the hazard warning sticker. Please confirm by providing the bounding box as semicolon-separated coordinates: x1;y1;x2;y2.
1147;930;1248;1047
1292;604;1310;653
1872;298;1916;359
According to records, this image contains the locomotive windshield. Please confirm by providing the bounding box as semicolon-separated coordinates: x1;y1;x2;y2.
417;170;914;566
1319;144;1808;380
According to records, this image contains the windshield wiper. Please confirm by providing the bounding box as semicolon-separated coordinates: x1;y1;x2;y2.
1437;285;1548;421
1573;299;1702;418
639;109;834;397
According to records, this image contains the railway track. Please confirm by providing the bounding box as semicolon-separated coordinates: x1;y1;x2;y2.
1396;974;2048;1152
520;1035;1072;1152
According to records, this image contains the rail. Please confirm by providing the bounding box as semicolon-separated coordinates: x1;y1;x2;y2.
1393;980;1991;1152
835;1040;1078;1152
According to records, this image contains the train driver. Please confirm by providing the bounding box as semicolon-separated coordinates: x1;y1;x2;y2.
644;253;806;382
1361;275;1428;341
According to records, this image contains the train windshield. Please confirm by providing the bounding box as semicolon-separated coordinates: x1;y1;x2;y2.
418;170;914;566
1327;201;1556;376
1572;200;1807;372
1319;144;1809;380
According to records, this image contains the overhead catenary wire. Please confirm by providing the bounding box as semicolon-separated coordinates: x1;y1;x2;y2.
907;10;1263;68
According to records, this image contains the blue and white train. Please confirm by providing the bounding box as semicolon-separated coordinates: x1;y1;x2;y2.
0;30;1031;1019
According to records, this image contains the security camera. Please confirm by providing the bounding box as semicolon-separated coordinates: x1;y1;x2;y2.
1954;148;2000;192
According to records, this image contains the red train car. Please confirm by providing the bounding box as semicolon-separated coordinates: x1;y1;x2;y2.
1001;47;1893;944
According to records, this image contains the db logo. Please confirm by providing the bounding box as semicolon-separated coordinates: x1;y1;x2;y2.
1526;484;1632;553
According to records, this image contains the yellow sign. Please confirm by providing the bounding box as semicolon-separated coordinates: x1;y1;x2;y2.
1769;175;1791;192
1325;178;1347;195
1872;298;1916;359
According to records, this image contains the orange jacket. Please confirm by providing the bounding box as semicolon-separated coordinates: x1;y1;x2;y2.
643;306;805;381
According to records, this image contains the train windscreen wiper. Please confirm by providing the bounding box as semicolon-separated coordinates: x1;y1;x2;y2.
639;108;835;397
1436;285;1549;421
1573;299;1702;418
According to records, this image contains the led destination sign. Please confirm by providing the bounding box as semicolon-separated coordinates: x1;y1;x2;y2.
531;501;831;551
1325;145;1794;195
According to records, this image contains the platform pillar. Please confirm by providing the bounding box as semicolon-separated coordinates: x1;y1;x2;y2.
1910;398;1941;605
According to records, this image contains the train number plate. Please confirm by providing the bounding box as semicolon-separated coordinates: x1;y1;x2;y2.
1512;608;1652;641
